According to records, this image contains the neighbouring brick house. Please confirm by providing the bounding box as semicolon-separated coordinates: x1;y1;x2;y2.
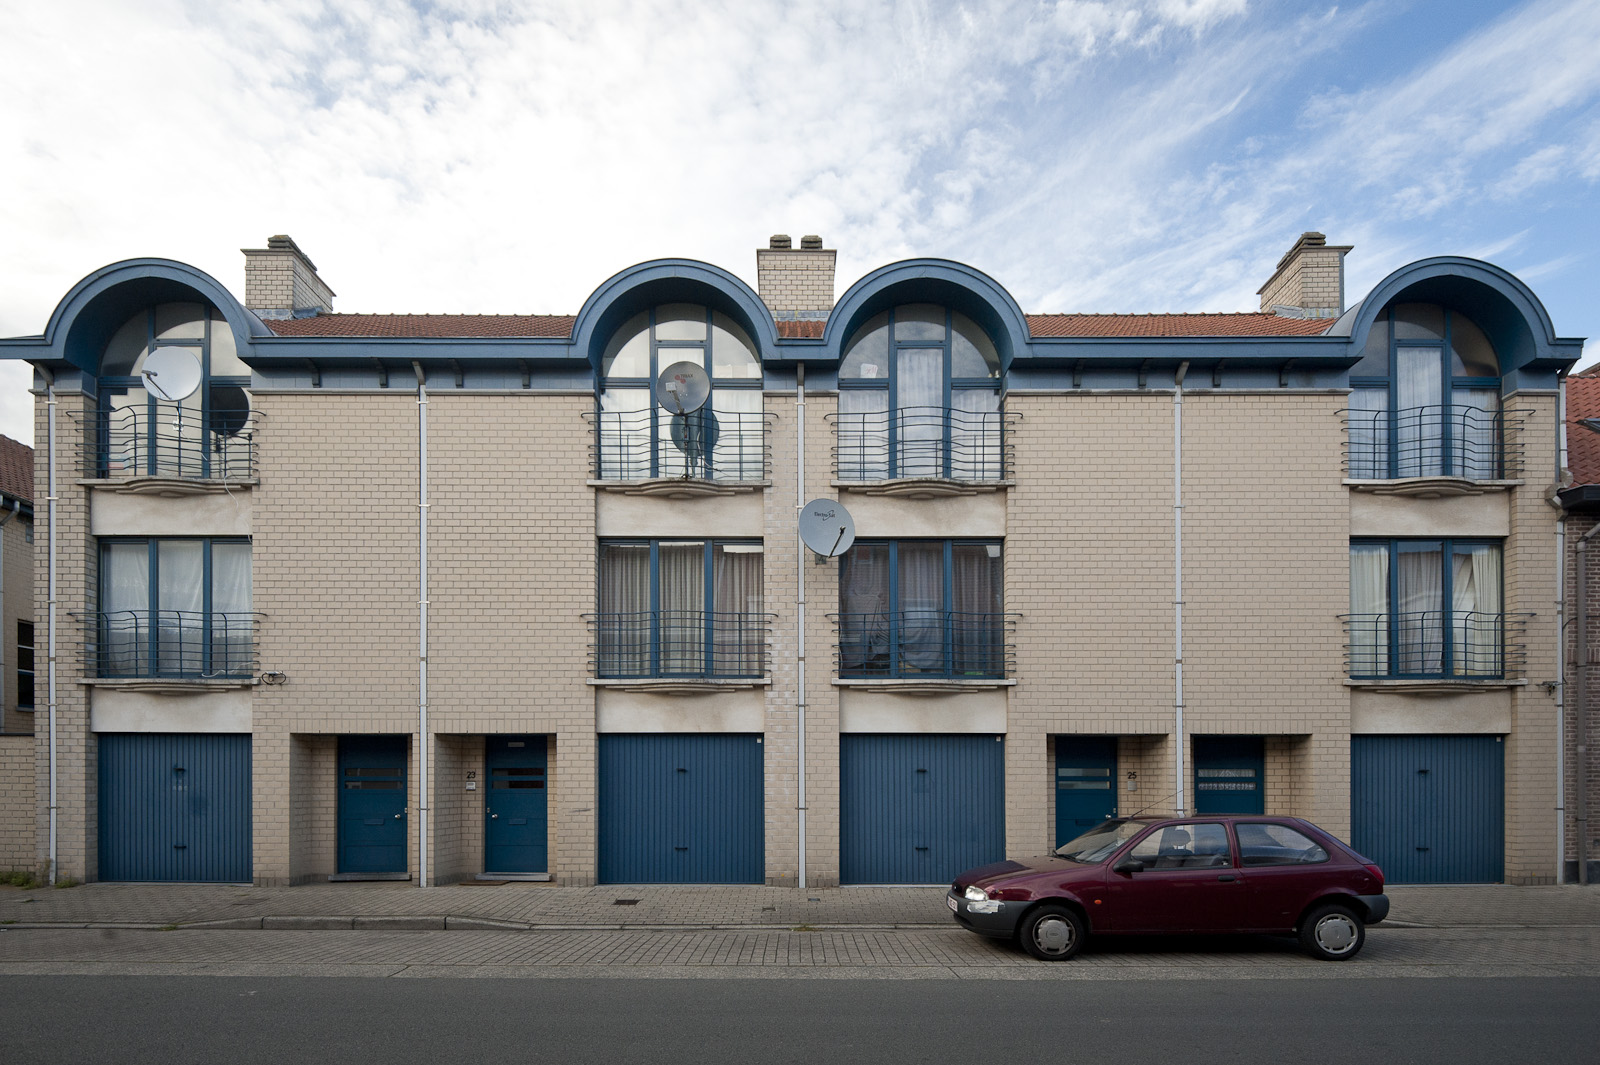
0;434;34;871
0;231;1585;888
1558;367;1600;884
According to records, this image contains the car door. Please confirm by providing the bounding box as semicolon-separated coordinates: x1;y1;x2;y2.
1234;821;1334;932
1098;822;1249;933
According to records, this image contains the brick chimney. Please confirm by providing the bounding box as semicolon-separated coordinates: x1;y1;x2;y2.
241;234;336;319
757;234;836;319
1257;231;1352;319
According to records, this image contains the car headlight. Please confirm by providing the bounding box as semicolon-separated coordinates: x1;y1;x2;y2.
964;885;989;902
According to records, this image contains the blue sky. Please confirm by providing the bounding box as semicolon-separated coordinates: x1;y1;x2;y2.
1;0;1597;444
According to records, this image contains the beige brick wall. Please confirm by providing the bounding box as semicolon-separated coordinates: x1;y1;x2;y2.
0;734;33;869
757;249;836;316
1259;248;1345;315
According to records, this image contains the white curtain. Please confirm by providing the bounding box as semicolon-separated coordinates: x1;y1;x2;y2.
952;543;1002;674
211;543;252;674
1453;545;1503;675
1347;388;1388;479
102;543;149;674
598;388;651;480
1396;348;1443;477
658;542;705;672
713;545;763;674
951;388;1002;480
899;543;944;670
840;545;890;671
1452;389;1500;480
158;541;204;673
599;544;651;674
1349;545;1390;675
896;348;943;477
1396;544;1443;674
838;389;889;480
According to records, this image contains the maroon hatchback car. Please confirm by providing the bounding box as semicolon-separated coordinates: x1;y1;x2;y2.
948;815;1389;961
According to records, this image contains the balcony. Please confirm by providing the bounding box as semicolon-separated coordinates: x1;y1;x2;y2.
833;610;1017;689
1343;405;1526;495
74;407;260;491
584;408;772;496
828;406;1017;496
586;610;774;691
84;610;261;690
1341;610;1530;691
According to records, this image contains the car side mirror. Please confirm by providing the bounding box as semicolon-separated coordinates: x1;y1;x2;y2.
1113;857;1145;875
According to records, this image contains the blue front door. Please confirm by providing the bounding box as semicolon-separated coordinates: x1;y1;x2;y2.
1055;736;1118;846
1193;736;1264;815
337;736;407;874
485;735;548;874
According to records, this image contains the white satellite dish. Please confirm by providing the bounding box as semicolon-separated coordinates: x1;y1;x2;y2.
799;498;856;558
656;361;711;415
141;347;202;401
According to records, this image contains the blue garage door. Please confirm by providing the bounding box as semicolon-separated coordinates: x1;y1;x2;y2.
841;734;1005;885
598;734;764;884
99;733;252;882
1351;734;1504;884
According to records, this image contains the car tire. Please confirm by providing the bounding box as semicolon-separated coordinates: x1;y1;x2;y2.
1299;903;1365;961
1019;905;1085;961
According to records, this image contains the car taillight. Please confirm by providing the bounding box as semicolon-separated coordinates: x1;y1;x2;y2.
1364;863;1385;887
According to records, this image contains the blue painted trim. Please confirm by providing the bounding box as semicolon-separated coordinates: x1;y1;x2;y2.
571;259;779;369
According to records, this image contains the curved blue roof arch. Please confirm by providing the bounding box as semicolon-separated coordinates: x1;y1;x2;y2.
1332;256;1582;383
29;258;267;375
570;259;779;370
822;259;1032;369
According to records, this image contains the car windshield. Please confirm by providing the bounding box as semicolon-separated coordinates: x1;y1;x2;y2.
1053;819;1150;863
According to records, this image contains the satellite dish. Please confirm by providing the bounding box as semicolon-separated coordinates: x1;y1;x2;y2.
141;347;202;402
209;386;251;437
656;361;711;415
669;408;720;475
799;498;856;558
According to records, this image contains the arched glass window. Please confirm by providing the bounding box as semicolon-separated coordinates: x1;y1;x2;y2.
837;304;1003;480
98;302;253;480
1347;303;1501;479
596;304;763;481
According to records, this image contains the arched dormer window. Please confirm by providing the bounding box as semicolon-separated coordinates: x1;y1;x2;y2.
98;302;254;481
836;304;1003;481
1347;303;1502;480
595;304;764;481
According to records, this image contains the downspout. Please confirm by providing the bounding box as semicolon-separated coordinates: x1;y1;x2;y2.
1556;370;1569;883
413;362;430;889
795;363;807;889
1173;361;1189;817
39;367;58;880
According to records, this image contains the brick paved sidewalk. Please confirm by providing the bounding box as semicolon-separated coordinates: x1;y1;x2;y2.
2;880;1597;932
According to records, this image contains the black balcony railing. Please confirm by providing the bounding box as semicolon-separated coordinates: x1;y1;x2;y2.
833;610;1016;679
828;406;1016;481
1341;610;1529;680
74;407;260;481
1343;405;1525;481
588;610;773;679
87;610;260;679
584;408;771;482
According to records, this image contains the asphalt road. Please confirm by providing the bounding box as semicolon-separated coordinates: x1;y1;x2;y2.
5;974;1597;1064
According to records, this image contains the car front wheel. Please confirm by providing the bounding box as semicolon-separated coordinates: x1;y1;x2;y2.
1299;903;1365;961
1020;905;1085;961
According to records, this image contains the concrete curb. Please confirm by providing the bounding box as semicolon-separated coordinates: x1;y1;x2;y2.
3;917;959;933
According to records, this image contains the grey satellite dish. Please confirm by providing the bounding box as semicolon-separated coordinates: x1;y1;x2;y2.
210;386;251;437
141;346;202;402
656;361;711;415
799;498;856;558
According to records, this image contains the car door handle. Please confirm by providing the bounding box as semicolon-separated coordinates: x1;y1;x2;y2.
1217;874;1237;882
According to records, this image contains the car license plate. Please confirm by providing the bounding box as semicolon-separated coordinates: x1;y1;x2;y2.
946;895;958;912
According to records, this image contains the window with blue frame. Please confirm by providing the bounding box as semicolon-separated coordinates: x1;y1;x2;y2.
97;303;254;480
1347;303;1502;479
595;540;766;678
595;305;764;481
97;538;253;678
1347;539;1503;678
838;539;1005;678
836;305;1004;481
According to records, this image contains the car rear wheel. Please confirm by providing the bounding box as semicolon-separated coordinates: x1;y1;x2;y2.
1299;903;1365;961
1020;905;1084;961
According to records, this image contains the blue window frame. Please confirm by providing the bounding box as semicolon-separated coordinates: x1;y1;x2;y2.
595;539;766;678
838;539;1006;678
595;305;764;481
1347;303;1502;480
97;303;254;480
836;304;1004;481
97;538;254;678
1347;539;1504;678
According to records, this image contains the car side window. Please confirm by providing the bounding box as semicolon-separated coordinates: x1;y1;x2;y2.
1236;823;1328;867
1128;823;1232;869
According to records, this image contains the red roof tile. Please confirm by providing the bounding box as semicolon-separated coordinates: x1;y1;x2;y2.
1567;373;1600;485
777;320;825;339
263;314;576;338
0;435;33;503
1025;313;1334;337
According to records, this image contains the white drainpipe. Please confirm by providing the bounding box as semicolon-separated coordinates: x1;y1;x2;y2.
413;362;430;888
39;367;58;880
795;364;807;890
1173;361;1188;817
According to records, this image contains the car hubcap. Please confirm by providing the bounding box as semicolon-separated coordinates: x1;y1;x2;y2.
1034;917;1074;954
1315;914;1356;953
